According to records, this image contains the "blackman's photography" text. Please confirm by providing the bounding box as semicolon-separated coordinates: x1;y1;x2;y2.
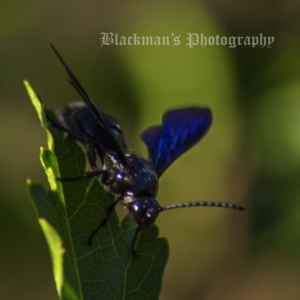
100;32;275;48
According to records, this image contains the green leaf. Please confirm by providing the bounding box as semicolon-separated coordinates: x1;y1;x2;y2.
25;81;169;300
38;218;65;298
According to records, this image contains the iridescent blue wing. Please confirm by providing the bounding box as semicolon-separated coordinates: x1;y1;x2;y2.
141;108;212;177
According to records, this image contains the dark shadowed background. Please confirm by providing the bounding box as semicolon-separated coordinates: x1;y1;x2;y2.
1;1;300;299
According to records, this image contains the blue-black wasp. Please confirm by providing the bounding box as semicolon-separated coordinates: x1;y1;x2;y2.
47;45;244;257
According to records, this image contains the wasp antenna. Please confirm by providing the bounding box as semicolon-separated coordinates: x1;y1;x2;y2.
50;44;90;102
49;44;128;165
158;201;245;212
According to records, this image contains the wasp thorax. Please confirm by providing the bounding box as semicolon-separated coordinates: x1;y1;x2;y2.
103;151;158;197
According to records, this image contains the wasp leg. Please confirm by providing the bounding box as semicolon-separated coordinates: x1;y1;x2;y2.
56;169;107;182
131;226;142;258
46;111;98;170
87;196;122;246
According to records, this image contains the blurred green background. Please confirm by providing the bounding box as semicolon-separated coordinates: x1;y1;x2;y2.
1;1;300;299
